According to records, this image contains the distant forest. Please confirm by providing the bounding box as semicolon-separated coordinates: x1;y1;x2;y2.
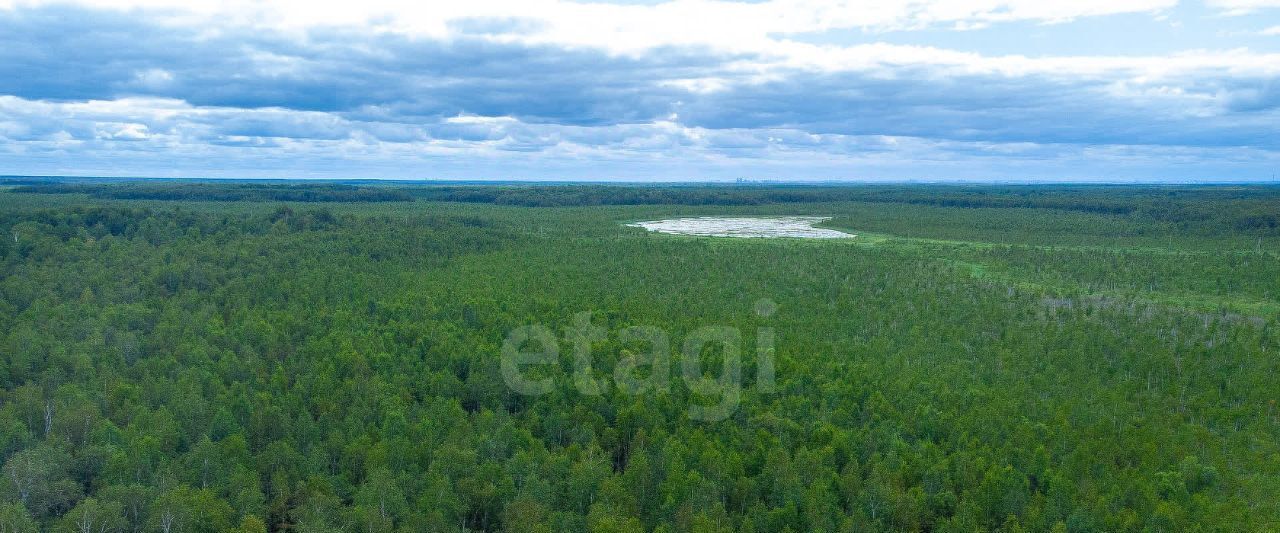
12;181;1280;232
11;183;415;203
1;181;1278;532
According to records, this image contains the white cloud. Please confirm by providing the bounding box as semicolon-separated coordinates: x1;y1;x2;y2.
0;0;1177;53
1263;25;1280;35
4;0;1271;87
1206;0;1280;15
1;0;1277;181
2;93;1275;168
3;0;1264;84
752;41;1280;79
96;122;150;140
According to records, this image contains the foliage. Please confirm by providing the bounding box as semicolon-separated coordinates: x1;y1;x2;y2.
12;183;413;203
0;184;1277;531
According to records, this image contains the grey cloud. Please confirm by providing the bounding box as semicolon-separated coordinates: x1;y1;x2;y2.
0;6;720;123
675;69;1280;149
0;2;1278;169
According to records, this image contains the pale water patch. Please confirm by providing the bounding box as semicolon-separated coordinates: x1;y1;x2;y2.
628;216;854;239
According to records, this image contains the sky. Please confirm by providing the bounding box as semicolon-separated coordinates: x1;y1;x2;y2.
0;0;1278;182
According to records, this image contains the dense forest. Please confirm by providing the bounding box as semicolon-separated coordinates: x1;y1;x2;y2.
16;181;1279;233
12;183;414;203
0;181;1277;532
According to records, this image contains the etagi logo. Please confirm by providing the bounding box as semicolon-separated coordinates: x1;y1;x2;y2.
501;299;778;421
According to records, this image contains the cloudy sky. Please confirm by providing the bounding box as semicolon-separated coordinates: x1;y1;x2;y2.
1;0;1278;181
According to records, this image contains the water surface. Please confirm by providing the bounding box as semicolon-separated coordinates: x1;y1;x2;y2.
628;216;854;239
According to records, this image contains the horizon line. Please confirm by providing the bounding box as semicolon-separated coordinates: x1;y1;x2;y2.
4;174;1280;187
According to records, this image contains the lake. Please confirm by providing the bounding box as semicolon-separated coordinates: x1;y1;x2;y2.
628;216;854;239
